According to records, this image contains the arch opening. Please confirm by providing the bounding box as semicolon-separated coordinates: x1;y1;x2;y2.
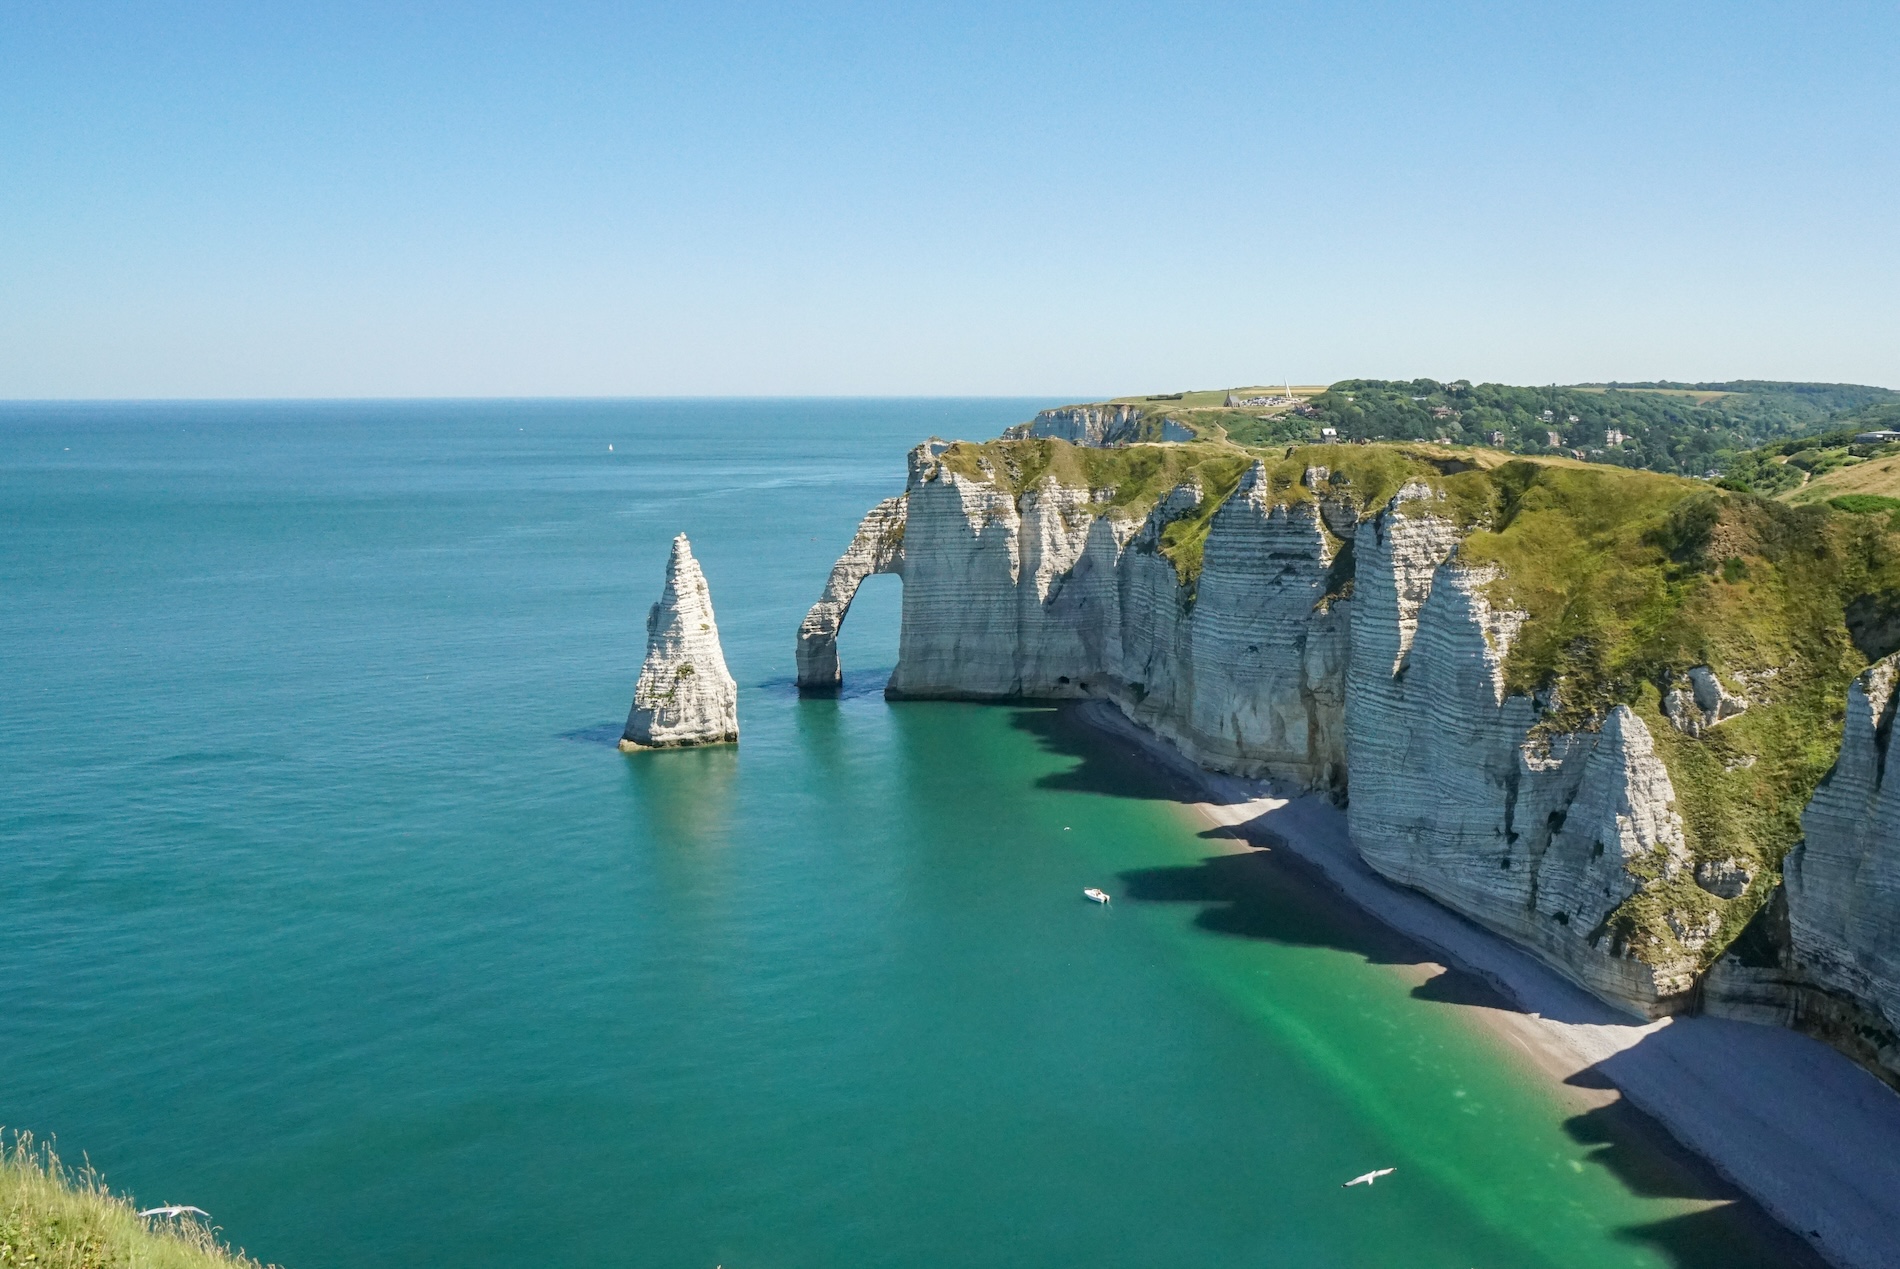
795;494;906;694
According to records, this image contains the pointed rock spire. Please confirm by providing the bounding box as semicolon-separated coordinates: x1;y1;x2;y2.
620;534;739;750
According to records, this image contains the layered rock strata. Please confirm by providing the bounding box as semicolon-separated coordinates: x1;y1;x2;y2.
621;534;739;750
809;443;1710;1014
1782;654;1900;1078
884;449;1348;789
1344;494;1697;1007
795;495;907;691
1003;405;1194;446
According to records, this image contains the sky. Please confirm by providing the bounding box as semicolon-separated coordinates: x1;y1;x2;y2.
2;1;1896;398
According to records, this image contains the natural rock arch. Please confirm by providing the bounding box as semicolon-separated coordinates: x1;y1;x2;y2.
795;495;907;692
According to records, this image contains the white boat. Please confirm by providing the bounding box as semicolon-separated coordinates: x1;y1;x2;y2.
1083;888;1111;904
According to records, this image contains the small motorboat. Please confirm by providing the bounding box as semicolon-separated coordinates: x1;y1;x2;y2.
1083;888;1111;904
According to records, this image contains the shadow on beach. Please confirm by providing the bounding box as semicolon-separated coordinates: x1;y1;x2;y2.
1006;700;1832;1269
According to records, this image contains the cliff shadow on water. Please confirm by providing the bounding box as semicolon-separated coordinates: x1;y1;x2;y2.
1006;701;1829;1269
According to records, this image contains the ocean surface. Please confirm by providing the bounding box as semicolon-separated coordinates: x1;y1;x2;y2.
0;400;1809;1268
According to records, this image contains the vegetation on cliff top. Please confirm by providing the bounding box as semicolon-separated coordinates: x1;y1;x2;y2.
931;436;1481;581
0;1132;270;1268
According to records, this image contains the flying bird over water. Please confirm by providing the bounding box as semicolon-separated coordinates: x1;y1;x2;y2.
138;1205;209;1219
1342;1168;1395;1187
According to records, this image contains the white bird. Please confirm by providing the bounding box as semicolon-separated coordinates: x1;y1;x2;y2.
138;1205;209;1219
1342;1168;1395;1188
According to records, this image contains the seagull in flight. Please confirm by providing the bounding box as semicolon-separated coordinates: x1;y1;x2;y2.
138;1206;209;1219
1342;1168;1395;1188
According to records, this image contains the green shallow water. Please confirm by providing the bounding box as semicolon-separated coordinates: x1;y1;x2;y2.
0;401;1804;1268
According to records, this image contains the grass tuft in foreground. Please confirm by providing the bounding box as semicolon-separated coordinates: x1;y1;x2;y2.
0;1131;271;1269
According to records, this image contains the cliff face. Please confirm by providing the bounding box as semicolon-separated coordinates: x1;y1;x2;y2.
1783;655;1900;1078
1343;492;1700;1006
621;534;740;750
1314;485;1685;1003
1006;404;1195;446
809;435;1900;1046
884;445;1348;789
815;442;1708;1013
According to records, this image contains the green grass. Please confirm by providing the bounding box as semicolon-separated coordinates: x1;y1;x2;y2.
0;1132;271;1268
1828;494;1900;514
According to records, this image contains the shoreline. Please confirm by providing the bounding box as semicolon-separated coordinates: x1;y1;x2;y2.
1073;699;1900;1269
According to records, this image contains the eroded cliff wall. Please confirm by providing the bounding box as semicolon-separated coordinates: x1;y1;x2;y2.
885;445;1349;788
1783;655;1900;1079
1006;404;1195;446
808;436;1900;1043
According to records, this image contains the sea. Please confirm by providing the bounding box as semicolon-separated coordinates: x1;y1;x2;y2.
0;400;1810;1268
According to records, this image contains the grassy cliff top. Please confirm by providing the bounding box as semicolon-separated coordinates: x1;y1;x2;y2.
0;1133;271;1268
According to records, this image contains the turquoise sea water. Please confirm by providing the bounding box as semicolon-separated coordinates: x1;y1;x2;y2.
1;401;1810;1268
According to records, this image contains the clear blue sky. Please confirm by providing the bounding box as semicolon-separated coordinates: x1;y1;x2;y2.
2;1;1895;398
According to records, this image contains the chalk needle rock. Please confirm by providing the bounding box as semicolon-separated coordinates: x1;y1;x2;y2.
620;534;739;751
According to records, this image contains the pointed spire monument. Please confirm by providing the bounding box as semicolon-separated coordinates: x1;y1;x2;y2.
620;534;740;751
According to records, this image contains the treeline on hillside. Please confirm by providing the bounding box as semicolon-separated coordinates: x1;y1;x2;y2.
1298;380;1899;478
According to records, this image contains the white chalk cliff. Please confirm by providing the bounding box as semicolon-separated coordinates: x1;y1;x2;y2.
1003;404;1195;446
621;534;739;750
1784;654;1900;1077
803;442;1725;1018
796;495;906;692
